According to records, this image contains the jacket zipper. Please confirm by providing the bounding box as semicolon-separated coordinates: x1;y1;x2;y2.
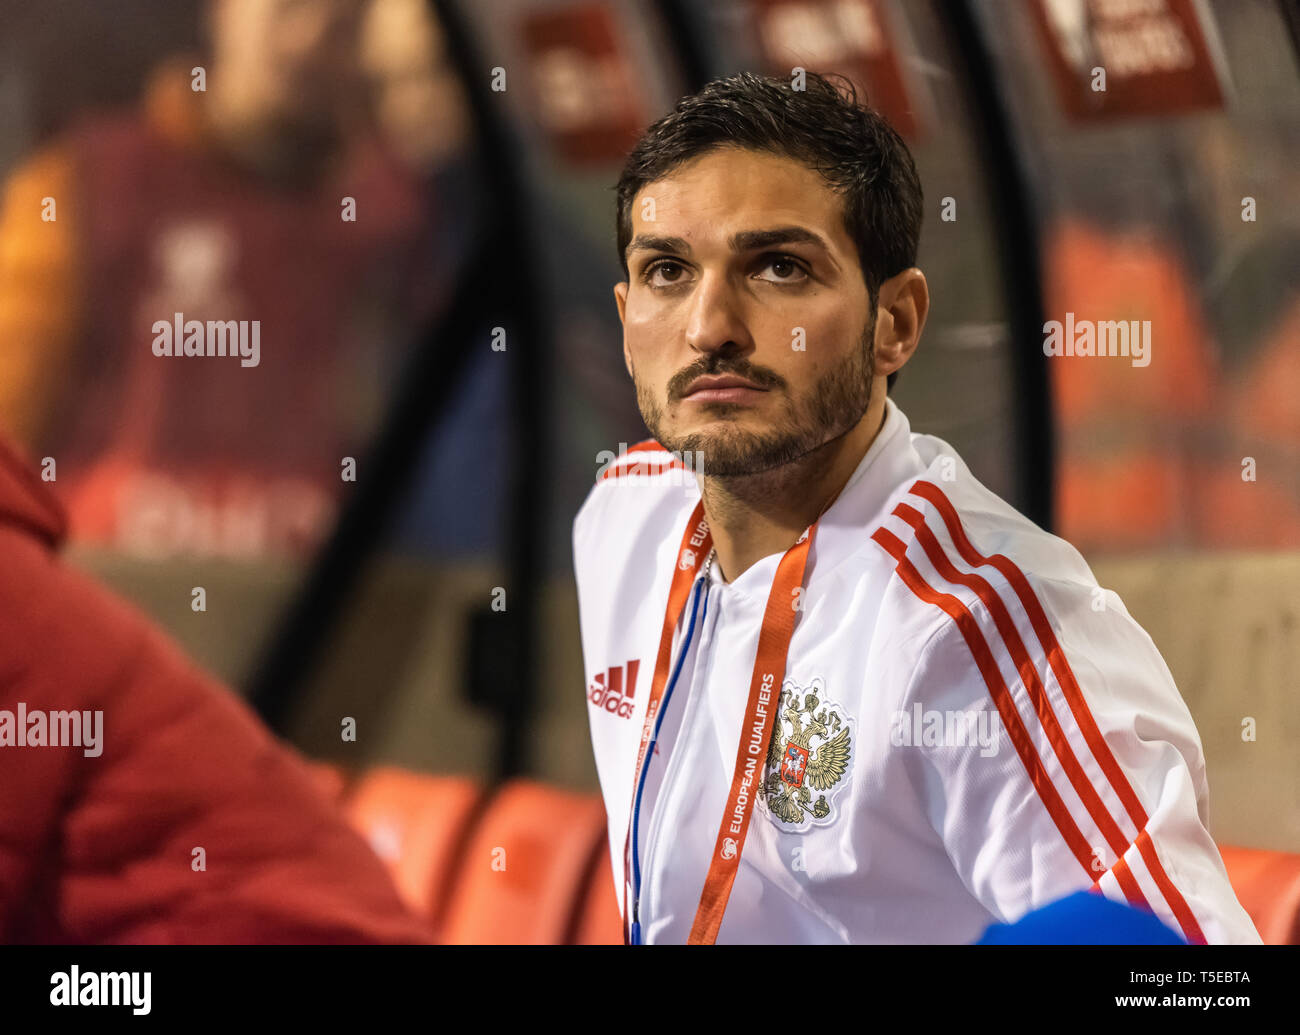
630;556;713;944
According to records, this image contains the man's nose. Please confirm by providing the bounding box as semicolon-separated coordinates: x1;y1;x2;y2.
684;271;753;357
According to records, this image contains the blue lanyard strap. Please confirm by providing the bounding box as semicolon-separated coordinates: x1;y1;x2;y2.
629;567;710;945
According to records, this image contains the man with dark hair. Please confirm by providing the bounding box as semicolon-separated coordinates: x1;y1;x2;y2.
574;72;1257;945
614;71;921;398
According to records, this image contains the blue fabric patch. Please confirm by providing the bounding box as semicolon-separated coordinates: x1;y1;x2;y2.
975;890;1187;945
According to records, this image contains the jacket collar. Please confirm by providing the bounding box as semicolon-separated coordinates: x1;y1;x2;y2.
704;396;916;600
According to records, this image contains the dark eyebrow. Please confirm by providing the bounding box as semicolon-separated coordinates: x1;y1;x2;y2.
626;234;691;259
625;226;833;264
728;226;830;253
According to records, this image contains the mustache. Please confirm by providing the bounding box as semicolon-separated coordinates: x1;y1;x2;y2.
667;357;786;402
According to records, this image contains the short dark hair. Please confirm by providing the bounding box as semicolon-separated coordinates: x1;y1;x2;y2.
614;71;922;393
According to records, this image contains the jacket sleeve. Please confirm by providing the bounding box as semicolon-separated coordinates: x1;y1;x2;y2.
0;523;436;945
900;570;1261;945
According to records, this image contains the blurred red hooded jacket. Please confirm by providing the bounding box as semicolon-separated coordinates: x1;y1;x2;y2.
0;437;435;944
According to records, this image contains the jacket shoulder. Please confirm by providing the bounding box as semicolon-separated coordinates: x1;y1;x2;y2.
592;438;694;485
576;439;697;539
867;441;1117;660
882;437;1101;590
573;441;701;615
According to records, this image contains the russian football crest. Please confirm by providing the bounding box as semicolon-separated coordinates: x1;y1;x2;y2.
758;678;853;832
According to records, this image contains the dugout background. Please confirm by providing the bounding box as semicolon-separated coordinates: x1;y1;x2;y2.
0;0;1295;853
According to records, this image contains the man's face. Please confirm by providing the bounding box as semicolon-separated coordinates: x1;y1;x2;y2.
615;146;876;477
211;0;367;133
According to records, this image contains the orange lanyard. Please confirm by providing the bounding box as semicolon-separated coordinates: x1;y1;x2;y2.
623;501;818;944
622;500;712;942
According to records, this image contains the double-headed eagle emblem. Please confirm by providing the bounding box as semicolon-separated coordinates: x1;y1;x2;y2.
760;679;853;831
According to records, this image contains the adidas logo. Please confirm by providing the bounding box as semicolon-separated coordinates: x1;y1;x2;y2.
588;660;641;719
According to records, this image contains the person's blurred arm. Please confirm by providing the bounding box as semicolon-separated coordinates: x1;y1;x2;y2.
0;440;434;944
0;143;81;452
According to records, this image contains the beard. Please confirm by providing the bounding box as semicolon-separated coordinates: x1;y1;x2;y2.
635;313;876;478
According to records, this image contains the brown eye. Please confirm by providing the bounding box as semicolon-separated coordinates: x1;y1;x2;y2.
755;254;808;283
646;260;688;286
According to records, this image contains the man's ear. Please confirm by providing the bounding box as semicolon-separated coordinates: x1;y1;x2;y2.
872;268;929;377
614;281;633;378
614;281;628;325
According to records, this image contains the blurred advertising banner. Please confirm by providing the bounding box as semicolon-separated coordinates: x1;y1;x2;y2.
520;3;647;166
749;0;920;138
1028;0;1225;121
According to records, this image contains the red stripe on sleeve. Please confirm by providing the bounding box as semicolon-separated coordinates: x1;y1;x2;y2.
871;526;1100;880
905;480;1206;945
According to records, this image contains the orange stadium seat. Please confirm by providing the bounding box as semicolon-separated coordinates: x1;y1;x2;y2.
341;766;483;928
1206;296;1300;549
437;780;609;944
330;763;1300;945
571;839;623;945
1218;845;1300;945
1043;218;1218;551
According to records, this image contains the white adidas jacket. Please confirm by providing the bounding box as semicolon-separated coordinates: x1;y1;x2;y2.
573;397;1261;944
